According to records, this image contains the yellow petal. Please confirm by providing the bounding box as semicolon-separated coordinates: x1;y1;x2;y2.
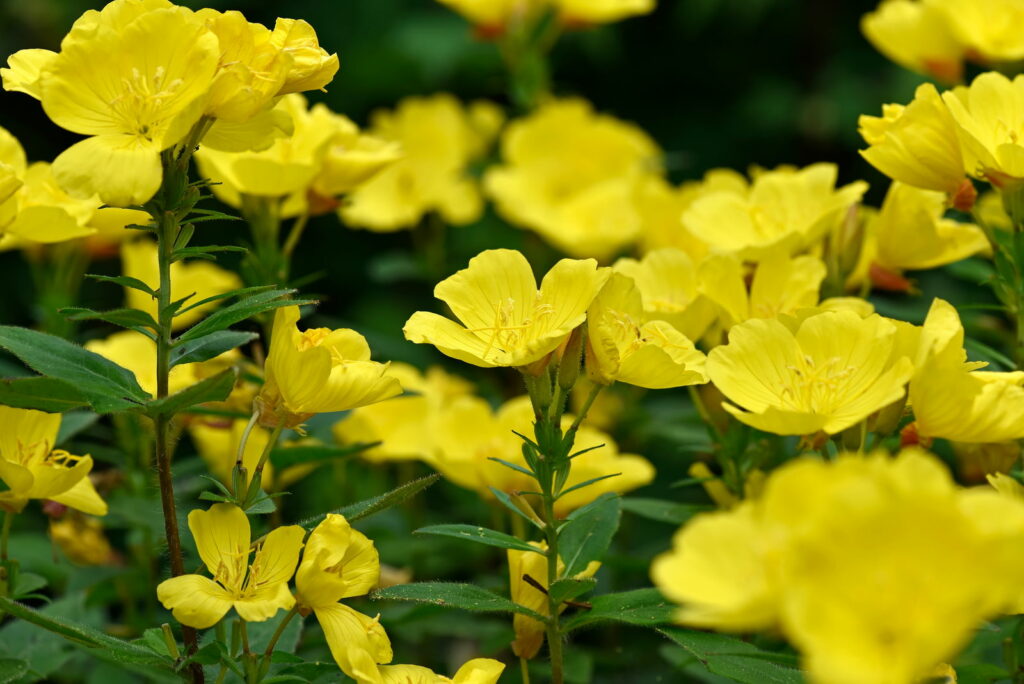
50;476;108;516
188;504;251;581
315;603;393;677
52;135;162;207
233;581;295;623
254;524;305;586
1;49;58;100
297;514;380;607
156;574;234;629
451;658;506;684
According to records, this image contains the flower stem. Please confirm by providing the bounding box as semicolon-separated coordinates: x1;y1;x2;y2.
541;491;564;684
1;511;12;562
519;656;532;684
281;211;310;267
263;607;299;657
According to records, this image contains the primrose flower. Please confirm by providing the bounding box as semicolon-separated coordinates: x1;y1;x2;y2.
404;249;607;368
586;272;708;389
682;163;867;260
612;247;716;341
942;71;1024;185
706;310;913;435
635;174;714;260
157;504;304;628
433;395;654;514
258;306;402;427
332;363;474;464
854;182;988;284
294;514;391;678
121;239;242;330
698;252;827;331
0;406;107;515
2;1;220;206
485;98;661;260
859;83;973;205
931;0;1024;63
50;515;116;565
911;298;1024;443
557;0;655;24
341;94;502;232
508;542;600;659
347;648;505;684
652;449;1024;684
861;0;964;83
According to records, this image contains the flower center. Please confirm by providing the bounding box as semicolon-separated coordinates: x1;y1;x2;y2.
471;296;554;361
779;355;857;411
109;66;184;140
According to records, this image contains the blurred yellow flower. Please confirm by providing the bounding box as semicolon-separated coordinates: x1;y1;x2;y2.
435;0;652;29
652;448;1024;684
556;0;655;24
932;0;1024;62
157;503;304;628
586;272;708;389
341;94;501;232
259;306;402;427
612;247;716;341
433;395;654;514
404;249;607;368
698;252;826;330
0;126;26;234
911;298;1024;443
333;363;474;464
682;163;867;259
854;182;988;282
635;174;714;260
859;83;973;205
706;310;913;435
943;71;1024;185
861;0;964;83
508;542;600;659
50;515;115;565
197;95;399;216
294;514;392;678
436;0;544;29
0;406;106;516
485;98;660;260
348;650;505;684
1;2;219;206
122;239;242;331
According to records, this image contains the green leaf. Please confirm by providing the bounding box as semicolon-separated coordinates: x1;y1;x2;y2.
60;307;157;332
557;472;620;499
621;498;712;525
176;289;314;343
85;274;156;297
414;524;544;554
659;628;804;684
558;493;621;577
0;326;149;413
548;577;597;605
170;330;258;367
138;628;171;657
11;572;47;599
175;284;278;317
371;582;547;621
489;487;543;529
146;367;236;416
563;588;674;632
269;443;372;469
0;596;172;669
297;474;440;529
0;377;87;413
0;658;28;684
171;244;247;262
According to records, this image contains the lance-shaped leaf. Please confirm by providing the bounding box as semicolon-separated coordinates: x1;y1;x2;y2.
0;326;149;413
85;274;156;297
414;524;544;554
145;367;237;416
59;307;158;333
297;474;440;529
371;582;547;621
621;498;712;525
176;289;315;343
558;493;621;577
659;627;804;684
548;577;597;605
0;377;88;412
170;330;258;367
562;588;674;632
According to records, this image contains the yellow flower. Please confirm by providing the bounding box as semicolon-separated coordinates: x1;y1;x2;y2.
258;306;402;427
49;515;115;565
859;83;973;204
508;542;600;659
932;0;1024;62
861;0;964;83
435;0;544;30
332;363;474;464
706;310;913;435
157;504;304;628
910;298;1024;442
269;18;340;95
0;406;106;515
857;182;988;279
433;395;654;515
635;174;713;260
682;163;867;259
0;126;26;233
697;251;826;330
652;449;1024;684
3;1;220;206
294;514;392;678
612;247;716;340
484;98;660;260
404;249;607;368
121;239;242;331
943;71;1024;185
555;0;655;24
348;649;506;684
196;95;399;216
190;419;273;488
586;272;708;389
341;95;501;232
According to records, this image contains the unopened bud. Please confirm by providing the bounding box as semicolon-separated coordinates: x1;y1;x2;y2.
558;327;584;392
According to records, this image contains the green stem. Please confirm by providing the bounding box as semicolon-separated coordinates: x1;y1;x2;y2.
568;383;602;434
280;211;310;266
263;607;299;657
253;421;285;480
541;492;564;684
520;656;532;684
1;511;12;562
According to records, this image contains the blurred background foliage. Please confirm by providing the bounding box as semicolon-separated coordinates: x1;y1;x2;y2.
0;0;995;682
